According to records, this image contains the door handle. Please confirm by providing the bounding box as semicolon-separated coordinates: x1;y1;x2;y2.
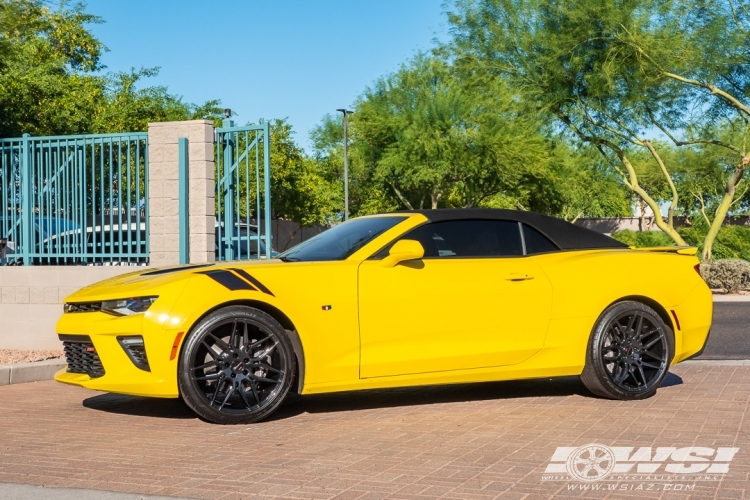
505;273;534;281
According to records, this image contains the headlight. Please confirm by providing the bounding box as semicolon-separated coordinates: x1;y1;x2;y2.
100;296;158;316
63;302;101;313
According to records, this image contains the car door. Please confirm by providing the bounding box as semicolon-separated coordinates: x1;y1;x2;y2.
358;219;553;379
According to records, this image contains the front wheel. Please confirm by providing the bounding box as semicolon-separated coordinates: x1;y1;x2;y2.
581;301;674;400
178;305;295;424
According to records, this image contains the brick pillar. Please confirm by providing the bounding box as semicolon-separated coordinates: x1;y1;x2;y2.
148;120;215;267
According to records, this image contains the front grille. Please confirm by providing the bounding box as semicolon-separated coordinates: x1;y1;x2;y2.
59;335;105;378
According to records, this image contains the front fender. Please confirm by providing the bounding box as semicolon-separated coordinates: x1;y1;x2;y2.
165;264;361;392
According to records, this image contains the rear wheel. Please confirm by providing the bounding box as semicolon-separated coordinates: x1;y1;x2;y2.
581;301;673;400
178;306;295;424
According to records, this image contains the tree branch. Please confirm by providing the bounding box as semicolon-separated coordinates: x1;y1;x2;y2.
388;181;413;210
642;139;680;227
660;71;750;117
647;110;742;152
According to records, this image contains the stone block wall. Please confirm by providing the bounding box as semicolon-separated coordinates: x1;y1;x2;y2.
0;267;138;350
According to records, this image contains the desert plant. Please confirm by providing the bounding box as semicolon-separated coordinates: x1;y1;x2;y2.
699;259;750;294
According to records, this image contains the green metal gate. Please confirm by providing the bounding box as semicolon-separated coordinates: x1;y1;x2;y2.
215;120;272;260
0;132;148;265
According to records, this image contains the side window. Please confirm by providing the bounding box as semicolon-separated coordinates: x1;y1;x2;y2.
522;224;559;254
403;219;524;258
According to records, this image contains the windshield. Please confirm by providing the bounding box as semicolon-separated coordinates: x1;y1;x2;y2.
278;216;406;262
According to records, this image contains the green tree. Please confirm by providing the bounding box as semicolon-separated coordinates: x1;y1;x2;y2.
310;114;398;217
311;54;631;219
0;0;104;136
345;55;555;211
360;55;553;209
545;144;631;222
265;119;340;225
0;0;220;137
92;68;222;133
448;0;750;259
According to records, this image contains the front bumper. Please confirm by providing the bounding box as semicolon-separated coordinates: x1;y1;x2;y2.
54;310;182;398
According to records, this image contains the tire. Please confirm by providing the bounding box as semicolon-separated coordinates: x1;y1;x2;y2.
178;305;295;424
580;300;674;400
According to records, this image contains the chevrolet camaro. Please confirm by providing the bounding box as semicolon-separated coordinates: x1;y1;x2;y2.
55;209;713;424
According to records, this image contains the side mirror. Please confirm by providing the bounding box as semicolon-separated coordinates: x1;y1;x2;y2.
382;239;424;267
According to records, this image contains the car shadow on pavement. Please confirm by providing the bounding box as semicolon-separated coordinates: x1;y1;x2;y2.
660;371;683;388
82;392;196;419
80;372;684;422
269;372;684;421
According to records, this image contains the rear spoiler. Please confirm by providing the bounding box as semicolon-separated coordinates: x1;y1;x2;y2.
629;246;698;256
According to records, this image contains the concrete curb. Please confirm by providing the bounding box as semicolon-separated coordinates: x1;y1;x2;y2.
0;359;66;386
713;295;750;302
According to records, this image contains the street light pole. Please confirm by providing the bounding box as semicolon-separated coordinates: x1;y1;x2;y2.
336;108;353;220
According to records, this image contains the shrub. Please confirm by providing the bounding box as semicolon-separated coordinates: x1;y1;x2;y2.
610;229;674;248
611;226;750;261
700;259;750;294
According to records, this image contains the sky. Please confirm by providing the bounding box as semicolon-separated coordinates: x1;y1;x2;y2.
88;0;449;151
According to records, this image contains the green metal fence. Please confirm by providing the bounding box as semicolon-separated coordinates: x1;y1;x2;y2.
215;121;272;260
0;132;149;265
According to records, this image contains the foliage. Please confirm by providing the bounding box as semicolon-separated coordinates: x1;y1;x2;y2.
310;54;631;218
310;114;398;217
542;144;631;220
610;230;675;249
678;226;750;262
0;0;220;137
264;119;341;226
699;259;750;294
92;68;222;133
355;55;551;210
446;0;750;258
612;226;750;261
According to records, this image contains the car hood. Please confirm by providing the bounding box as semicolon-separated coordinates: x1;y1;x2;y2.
64;260;287;303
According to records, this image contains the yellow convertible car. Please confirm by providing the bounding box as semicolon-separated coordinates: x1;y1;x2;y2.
55;209;712;424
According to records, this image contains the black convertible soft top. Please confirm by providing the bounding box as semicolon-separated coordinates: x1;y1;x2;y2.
398;208;628;251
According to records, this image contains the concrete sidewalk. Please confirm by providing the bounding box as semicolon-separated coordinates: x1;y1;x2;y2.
713;294;750;302
0;482;187;500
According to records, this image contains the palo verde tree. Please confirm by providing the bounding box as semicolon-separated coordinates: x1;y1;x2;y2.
448;0;750;259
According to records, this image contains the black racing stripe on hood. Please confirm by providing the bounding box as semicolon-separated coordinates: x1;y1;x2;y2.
197;269;255;291
230;268;275;296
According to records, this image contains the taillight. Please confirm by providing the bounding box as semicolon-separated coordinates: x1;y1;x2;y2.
694;263;701;277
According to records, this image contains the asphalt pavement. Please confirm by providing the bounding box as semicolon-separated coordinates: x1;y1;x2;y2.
697;302;750;359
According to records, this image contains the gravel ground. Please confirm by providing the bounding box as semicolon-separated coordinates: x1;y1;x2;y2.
0;350;64;365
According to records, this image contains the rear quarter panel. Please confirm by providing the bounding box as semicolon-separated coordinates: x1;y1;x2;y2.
529;249;711;371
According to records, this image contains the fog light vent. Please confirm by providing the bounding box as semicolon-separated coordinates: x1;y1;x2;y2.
117;336;150;372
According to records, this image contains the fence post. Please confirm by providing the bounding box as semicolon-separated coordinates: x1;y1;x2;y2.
222;118;235;260
20;133;33;266
262;122;272;258
178;137;190;264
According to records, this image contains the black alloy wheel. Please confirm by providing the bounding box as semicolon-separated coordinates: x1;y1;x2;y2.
178;306;295;424
581;301;673;400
